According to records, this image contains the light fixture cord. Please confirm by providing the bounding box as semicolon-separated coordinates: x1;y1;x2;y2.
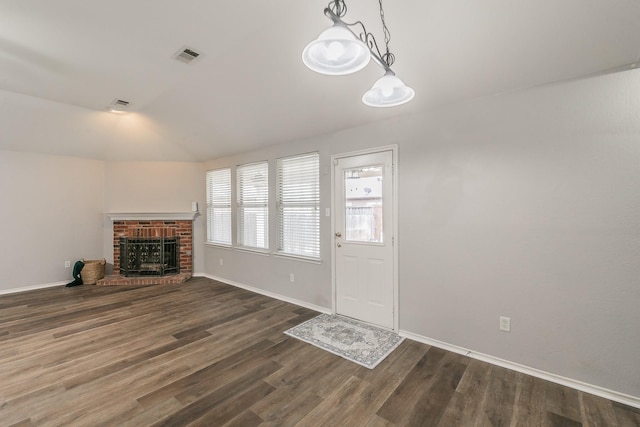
378;0;395;67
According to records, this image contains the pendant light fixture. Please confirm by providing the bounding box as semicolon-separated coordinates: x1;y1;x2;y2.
303;0;414;107
302;24;370;75
362;70;414;107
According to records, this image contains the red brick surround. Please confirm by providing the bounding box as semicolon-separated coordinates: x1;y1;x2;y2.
112;220;193;275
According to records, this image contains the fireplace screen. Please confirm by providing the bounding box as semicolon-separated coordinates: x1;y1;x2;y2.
119;237;180;277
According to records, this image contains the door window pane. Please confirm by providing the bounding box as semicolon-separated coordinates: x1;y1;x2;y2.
344;165;383;243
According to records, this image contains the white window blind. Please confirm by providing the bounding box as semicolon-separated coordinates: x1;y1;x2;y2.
277;152;320;259
206;168;232;245
237;161;269;249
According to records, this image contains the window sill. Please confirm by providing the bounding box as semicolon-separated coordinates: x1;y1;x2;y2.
235;247;271;256
205;242;233;250
273;253;322;265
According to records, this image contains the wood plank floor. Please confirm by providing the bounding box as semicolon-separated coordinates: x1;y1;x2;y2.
0;277;638;426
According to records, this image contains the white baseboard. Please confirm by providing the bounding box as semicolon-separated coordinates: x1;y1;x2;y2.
400;330;640;410
198;273;331;315
0;281;67;296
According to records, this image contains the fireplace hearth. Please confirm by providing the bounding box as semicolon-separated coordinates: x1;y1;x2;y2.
119;236;179;277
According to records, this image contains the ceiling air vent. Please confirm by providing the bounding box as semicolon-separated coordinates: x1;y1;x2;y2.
174;46;201;64
108;99;131;113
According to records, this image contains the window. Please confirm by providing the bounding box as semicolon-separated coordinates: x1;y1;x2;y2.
206;168;232;245
277;152;320;259
237;161;269;249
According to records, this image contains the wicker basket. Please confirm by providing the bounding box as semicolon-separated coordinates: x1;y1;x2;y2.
81;258;106;284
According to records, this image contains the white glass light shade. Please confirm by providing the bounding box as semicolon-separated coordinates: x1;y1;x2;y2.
362;72;415;107
302;24;370;75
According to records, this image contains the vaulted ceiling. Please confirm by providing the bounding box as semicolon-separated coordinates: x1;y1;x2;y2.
1;0;639;161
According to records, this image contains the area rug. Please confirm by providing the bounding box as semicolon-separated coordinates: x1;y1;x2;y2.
284;314;404;369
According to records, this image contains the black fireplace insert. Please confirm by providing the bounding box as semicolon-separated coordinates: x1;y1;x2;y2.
119;237;180;277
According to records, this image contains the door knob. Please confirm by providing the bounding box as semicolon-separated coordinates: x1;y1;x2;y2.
335;231;342;237
337;242;342;248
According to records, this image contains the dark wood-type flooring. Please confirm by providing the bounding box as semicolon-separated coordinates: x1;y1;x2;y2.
0;277;638;426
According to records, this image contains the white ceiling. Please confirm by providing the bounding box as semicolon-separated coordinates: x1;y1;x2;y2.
1;0;639;161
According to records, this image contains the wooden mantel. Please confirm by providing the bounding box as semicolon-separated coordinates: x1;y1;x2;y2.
105;212;199;221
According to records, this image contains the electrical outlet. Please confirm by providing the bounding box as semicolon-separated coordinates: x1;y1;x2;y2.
64;260;71;268
289;273;295;283
499;316;511;332
219;258;224;266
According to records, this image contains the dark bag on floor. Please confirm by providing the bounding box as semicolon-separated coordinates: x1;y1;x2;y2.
65;260;85;287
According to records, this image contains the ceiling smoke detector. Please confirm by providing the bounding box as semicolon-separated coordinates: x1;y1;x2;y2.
108;99;131;114
174;46;201;64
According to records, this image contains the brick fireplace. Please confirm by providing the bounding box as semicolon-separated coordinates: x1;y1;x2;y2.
100;213;197;285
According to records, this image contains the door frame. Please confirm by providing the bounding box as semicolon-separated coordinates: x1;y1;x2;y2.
330;144;399;331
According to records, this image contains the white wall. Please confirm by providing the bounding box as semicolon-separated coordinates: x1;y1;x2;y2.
397;70;640;399
0;155;206;291
102;161;206;273
204;69;640;399
0;151;104;291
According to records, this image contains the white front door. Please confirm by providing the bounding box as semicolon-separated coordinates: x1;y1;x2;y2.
333;149;395;330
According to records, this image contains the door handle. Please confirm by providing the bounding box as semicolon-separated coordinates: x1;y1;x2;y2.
337;242;342;248
335;231;342;237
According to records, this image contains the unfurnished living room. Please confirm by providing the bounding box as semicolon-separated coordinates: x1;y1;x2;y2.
1;1;639;426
